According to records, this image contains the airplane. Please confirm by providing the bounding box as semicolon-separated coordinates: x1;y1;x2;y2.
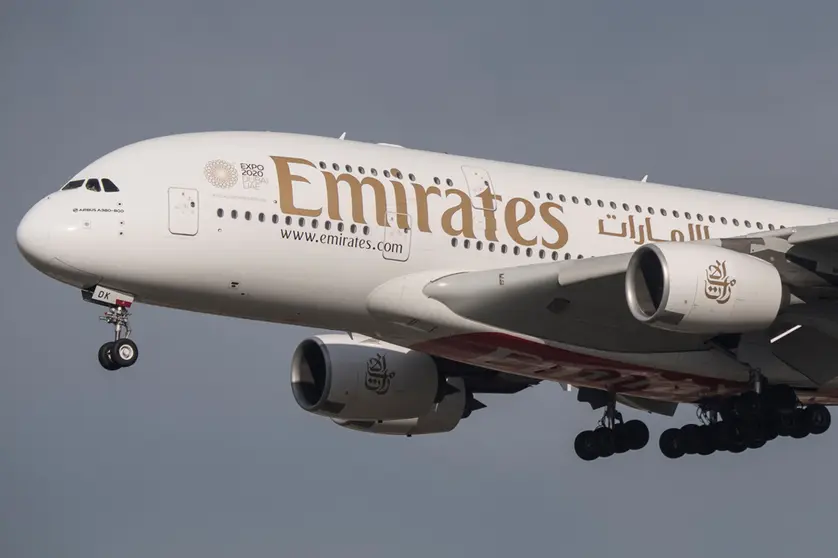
15;130;838;462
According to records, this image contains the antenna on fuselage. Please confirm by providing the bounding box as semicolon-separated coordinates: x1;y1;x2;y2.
641;174;648;182
339;132;347;140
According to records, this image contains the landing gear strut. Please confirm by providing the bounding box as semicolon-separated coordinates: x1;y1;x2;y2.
659;379;831;459
574;396;649;461
83;285;139;371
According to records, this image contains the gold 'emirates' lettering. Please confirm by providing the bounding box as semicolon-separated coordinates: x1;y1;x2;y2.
323;172;388;226
270;155;569;250
441;189;476;239
272;156;322;217
505;197;538;246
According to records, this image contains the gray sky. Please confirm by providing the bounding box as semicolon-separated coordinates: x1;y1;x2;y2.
3;1;838;556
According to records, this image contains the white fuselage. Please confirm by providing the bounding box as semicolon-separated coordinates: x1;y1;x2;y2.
16;131;838;402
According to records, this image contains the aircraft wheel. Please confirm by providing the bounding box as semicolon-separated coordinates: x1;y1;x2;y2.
776;411;797;437
659;428;685;459
593;428;615;458
612;424;631;454
804;404;831;435
680;424;701;455
740;420;766;449
112;338;139;367
623;420;649;451
574;431;598;461
695;425;715;455
706;422;727;452
764;385;798;412
760;411;780;441
98;342;121;371
734;391;761;419
790;409;809;439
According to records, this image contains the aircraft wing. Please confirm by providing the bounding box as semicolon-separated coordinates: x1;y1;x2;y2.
367;254;713;356
367;223;838;407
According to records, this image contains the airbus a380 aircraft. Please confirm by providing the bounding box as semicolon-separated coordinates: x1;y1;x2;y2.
16;131;838;461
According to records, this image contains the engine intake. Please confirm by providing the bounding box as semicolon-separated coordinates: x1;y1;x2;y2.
290;334;445;421
625;242;785;334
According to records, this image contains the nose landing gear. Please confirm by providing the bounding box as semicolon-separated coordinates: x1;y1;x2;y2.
83;285;139;370
97;306;138;370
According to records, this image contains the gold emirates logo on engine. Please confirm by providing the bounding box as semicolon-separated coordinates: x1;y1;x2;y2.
270;156;570;249
704;260;736;304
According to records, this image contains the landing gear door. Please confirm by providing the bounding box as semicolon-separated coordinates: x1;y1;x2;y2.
382;212;411;262
461;166;497;211
168;187;199;236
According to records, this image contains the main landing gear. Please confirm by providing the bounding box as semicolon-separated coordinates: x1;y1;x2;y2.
659;383;831;459
574;398;650;461
83;285;139;371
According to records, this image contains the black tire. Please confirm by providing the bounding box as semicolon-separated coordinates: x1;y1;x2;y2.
695;425;715;455
790;409;809;439
681;424;701;455
760;411;780;441
97;342;121;371
707;422;727;451
594;428;615;458
764;385;798;412
574;430;598;461
728;441;747;453
111;338;139;367
776;411;797;437
804;404;831;435
623;420;650;451
740;420;765;449
659;428;685;459
734;391;761;419
613;424;631;454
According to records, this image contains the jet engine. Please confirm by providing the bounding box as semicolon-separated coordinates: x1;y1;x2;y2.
290;333;463;421
625;242;785;334
332;377;467;436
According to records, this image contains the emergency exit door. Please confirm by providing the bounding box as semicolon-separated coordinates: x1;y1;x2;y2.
168;187;199;236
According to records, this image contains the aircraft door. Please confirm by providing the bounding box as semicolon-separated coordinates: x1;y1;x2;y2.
382;211;411;262
461;166;497;210
168;187;199;236
461;166;496;235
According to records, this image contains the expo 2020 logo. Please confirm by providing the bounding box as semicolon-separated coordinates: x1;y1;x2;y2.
204;159;238;189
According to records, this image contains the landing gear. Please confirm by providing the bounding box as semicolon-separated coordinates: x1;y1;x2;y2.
82;285;139;370
574;397;649;461
96;306;138;370
659;381;832;459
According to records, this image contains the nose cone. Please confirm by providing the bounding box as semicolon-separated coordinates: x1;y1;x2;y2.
16;201;52;270
16;197;100;287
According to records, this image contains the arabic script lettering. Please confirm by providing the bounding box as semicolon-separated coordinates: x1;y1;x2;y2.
704;260;736;304
364;353;396;395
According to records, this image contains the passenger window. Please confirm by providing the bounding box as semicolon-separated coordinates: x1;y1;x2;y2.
61;179;84;191
102;178;120;192
85;179;101;192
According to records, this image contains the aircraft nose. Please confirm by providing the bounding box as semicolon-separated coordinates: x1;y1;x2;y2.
16;199;52;269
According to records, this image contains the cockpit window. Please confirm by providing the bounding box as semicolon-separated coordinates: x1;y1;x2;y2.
61;179;84;190
102;178;120;192
62;177;120;193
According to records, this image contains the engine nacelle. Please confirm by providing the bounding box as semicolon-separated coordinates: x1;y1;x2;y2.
290;334;444;421
625;242;785;334
332;378;467;436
